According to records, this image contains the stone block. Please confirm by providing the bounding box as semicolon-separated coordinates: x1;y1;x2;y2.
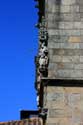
48;70;57;78
48;42;80;49
80;13;83;18
48;35;61;41
49;49;53;55
53;49;65;55
49;63;58;70
80;56;83;62
76;0;83;5
47;13;62;22
48;2;71;13
74;22;81;29
48;109;72;118
47;124;56;125
57;69;72;78
52;55;62;62
79;49;83;55
72;70;83;78
70;5;79;13
80;30;83;35
61;0;76;5
45;101;65;109
63;13;80;21
48;13;81;22
60;30;80;36
47;93;64;101
57;69;83;78
48;29;81;36
80;22;83;29
60;43;80;49
48;42;61;49
46;118;72;125
48;21;80;29
48;21;59;29
74;14;81;21
61;5;71;13
80;5;83;12
68;37;81;43
59;22;74;29
79;43;83;48
80;36;83;42
57;63;74;69
74;64;83;69
48;42;55;48
48;42;82;49
62;49;82;56
52;49;83;56
48;30;59;36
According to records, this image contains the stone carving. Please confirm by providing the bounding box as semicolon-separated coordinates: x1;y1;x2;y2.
39;108;48;120
36;16;49;107
35;16;49;80
36;16;49;108
39;43;48;57
38;17;49;77
39;55;48;70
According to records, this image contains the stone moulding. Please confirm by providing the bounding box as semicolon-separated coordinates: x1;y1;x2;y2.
41;78;83;87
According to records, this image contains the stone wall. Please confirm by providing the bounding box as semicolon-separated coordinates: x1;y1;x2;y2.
46;0;83;79
44;86;83;125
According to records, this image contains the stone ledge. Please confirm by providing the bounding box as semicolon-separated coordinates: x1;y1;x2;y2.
41;78;83;87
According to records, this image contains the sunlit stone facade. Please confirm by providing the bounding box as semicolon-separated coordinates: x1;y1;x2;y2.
35;0;83;125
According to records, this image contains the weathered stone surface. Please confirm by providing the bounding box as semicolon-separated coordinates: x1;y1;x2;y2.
68;37;81;43
44;0;83;124
59;22;74;29
57;69;83;78
74;64;83;69
52;55;62;62
57;63;74;69
49;63;58;70
80;56;83;62
46;87;83;93
48;42;80;49
47;93;64;101
61;0;76;5
48;29;81;36
49;0;77;6
44;87;83;125
80;6;83;12
70;5;79;13
48;109;72;118
50;55;80;63
48;4;71;13
52;49;83;56
48;21;83;29
76;0;83;5
61;56;79;63
48;70;57;78
48;13;81;22
80;13;83;18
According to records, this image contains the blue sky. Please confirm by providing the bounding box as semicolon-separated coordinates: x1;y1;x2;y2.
0;0;38;121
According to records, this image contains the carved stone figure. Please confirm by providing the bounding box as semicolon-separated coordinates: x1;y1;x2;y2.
39;55;46;69
39;43;48;57
39;55;49;72
37;70;42;83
